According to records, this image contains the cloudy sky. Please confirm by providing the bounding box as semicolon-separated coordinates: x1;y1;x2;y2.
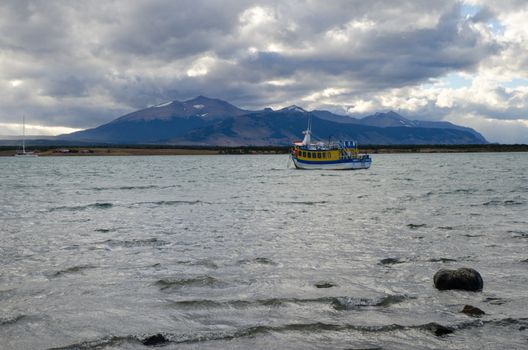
1;0;527;143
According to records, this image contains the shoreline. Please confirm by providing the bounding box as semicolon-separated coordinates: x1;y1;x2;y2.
1;144;528;157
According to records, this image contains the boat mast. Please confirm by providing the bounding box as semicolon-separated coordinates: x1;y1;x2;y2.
22;115;26;154
302;115;312;145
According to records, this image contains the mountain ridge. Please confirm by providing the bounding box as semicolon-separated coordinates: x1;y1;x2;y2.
58;96;488;145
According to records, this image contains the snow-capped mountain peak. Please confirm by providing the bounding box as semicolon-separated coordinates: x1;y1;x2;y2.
281;105;307;113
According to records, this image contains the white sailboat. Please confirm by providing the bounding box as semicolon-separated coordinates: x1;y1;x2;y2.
15;116;38;157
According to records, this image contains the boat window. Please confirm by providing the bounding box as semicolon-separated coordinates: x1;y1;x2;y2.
317;153;321;158
307;152;311;158
322;153;326;158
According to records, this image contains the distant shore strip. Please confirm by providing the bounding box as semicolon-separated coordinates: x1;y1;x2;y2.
1;144;528;156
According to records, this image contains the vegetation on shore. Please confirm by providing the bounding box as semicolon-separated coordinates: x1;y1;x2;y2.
1;144;528;157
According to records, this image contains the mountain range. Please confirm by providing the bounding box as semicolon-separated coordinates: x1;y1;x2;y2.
57;96;487;145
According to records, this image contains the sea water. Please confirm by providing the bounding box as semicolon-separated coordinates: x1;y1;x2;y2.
0;153;527;349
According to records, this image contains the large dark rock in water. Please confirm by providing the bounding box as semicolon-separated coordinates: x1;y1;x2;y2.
433;268;483;291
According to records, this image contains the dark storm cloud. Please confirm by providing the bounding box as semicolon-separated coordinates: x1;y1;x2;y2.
0;0;524;138
106;1;245;59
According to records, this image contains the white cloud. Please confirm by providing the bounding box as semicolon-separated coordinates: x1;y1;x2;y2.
265;79;295;86
186;55;216;77
239;6;275;27
9;79;23;87
0;122;82;136
445;113;528;143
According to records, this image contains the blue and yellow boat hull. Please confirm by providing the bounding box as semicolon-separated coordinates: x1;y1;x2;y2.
291;146;371;170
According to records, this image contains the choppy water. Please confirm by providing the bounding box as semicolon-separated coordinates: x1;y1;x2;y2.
1;153;527;349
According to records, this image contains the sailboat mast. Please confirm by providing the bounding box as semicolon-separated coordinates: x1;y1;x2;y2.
22;115;26;153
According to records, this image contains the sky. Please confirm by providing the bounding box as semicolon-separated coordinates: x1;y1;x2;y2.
1;0;527;143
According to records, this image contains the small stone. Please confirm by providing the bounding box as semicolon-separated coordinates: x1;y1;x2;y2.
426;323;454;337
461;304;485;317
142;333;169;346
433;267;483;291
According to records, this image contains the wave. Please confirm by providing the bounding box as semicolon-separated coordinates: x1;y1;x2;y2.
379;258;406;265
185;259;219;269
427;257;458;263
509;230;528;239
483;297;509;305
483;199;524;206
488;317;528;327
100;237;169;248
407;223;426;229
51;264;97;278
155;275;225;291
278;201;328;206
134;200;206;207
237;257;277;265
382;207;405;213
49;202;113;212
331;295;409;310
91;185;162;191
380;257;462;265
46;335;137;350
463;233;484;238
0;315;26;326
168;294;410;311
46;317;528;349
440;188;479;195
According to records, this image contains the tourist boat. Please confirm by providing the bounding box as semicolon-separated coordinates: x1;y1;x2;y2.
291;118;371;170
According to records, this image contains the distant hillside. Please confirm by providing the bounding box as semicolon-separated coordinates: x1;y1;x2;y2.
60;96;251;144
313;110;487;143
57;96;488;145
